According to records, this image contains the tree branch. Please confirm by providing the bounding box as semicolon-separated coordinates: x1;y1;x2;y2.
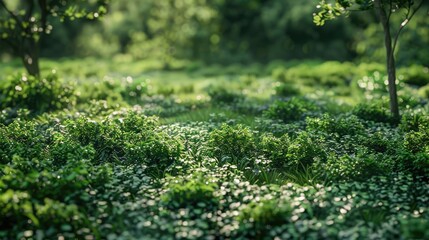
374;0;390;36
25;0;35;21
391;0;424;56
0;0;23;27
38;0;48;31
387;0;393;22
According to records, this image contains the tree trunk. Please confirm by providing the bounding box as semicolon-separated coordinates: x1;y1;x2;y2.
374;0;400;121
20;38;40;77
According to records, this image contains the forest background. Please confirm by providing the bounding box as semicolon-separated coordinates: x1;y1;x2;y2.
1;0;428;67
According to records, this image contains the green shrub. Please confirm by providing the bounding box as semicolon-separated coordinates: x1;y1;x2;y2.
306;114;365;137
259;133;290;169
0;73;75;113
157;86;175;97
274;83;300;97
66;113;183;168
208;124;256;162
77;77;123;104
208;85;243;104
395;126;429;176
399;65;429;87
271;67;288;82
0;158;111;239
402;123;429;174
419;84;429;98
358;132;394;154
120;77;148;101
279;61;353;87
50;136;96;167
0;190;92;239
399;111;429;132
404;126;429;153
287;132;326;167
0;120;48;166
264;98;317;123
177;84;195;94
321;152;391;181
400;218;429;239
353;102;393;123
237;199;292;239
161;173;219;209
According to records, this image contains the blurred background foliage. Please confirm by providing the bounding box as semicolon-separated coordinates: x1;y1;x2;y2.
1;0;427;66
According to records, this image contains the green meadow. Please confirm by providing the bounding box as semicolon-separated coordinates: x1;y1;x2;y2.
1;58;429;239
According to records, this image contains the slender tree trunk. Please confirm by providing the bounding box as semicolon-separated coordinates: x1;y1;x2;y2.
374;0;400;121
20;38;40;77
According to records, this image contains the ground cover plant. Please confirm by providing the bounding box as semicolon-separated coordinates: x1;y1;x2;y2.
0;58;428;239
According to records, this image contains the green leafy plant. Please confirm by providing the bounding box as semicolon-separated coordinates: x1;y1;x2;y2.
237;199;293;239
208;85;244;104
0;0;109;76
274;83;300;97
314;0;426;120
161;172;219;209
259;133;290;169
208;124;256;164
0;73;75;113
264;98;317;123
287;132;326;167
306;114;365;137
66;113;183;168
353;102;393;123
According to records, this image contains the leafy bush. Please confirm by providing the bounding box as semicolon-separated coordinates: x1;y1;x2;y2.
264;98;317;123
66;112;183;168
404;126;429;154
237;199;292;238
156;86;175;97
208;124;256;163
0;108;31;125
358;131;395;154
120;77;148;101
77;77;123;104
353;102;393;123
399;65;429;87
306;114;365;137
418;84;429;99
401;125;429;176
50;136;96;167
0;120;48;165
277;61;353;87
320;152;391;181
400;218;429;239
0;73;75;113
0;191;92;239
274;83;300;97
287;132;326;167
208;85;244;104
399;111;429;132
0;154;111;239
161;173;219;209
259;133;290;169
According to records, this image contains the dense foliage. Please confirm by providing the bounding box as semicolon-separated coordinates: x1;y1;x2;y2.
0;0;109;75
0;59;428;239
1;0;427;66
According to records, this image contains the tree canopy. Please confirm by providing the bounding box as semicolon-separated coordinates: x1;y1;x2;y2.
0;0;109;76
314;0;425;120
